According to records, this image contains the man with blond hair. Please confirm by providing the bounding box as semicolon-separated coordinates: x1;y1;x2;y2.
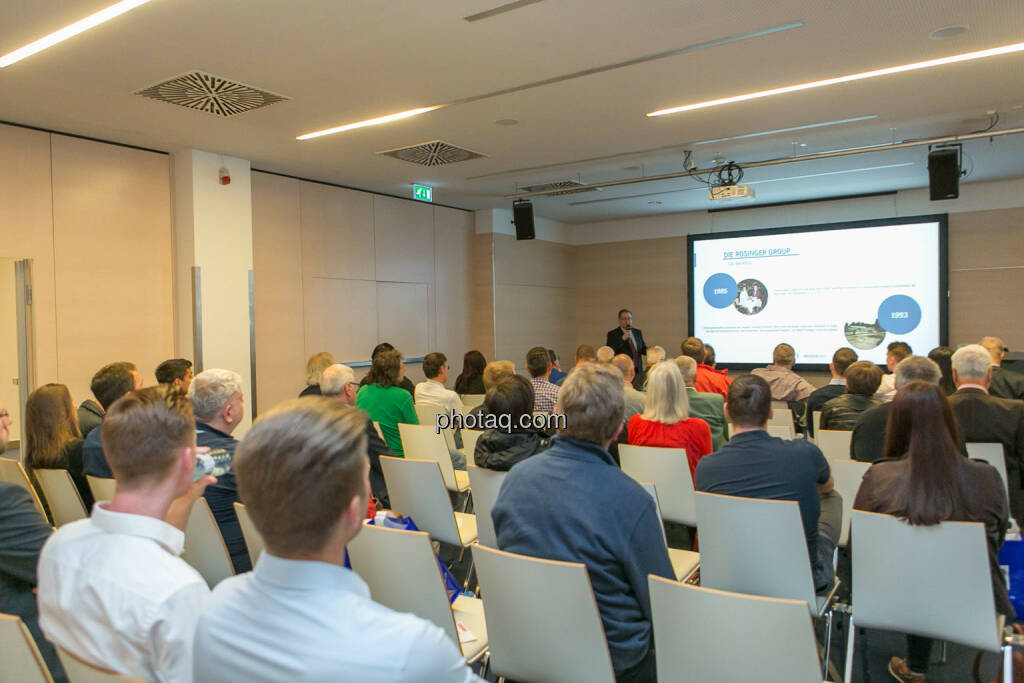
612;353;646;421
493;363;673;682
194;399;478;682
38;388;215;681
949;344;1024;521
482;360;516;392
751;343;815;402
981;336;1024;400
321;363;393;506
674;355;727;450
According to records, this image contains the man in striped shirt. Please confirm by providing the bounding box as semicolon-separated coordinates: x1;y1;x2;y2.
526;346;561;414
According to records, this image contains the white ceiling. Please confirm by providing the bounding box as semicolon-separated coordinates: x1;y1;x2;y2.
1;0;1023;223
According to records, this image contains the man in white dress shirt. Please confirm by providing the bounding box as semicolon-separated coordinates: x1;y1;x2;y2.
194;397;479;682
38;387;215;682
414;352;463;414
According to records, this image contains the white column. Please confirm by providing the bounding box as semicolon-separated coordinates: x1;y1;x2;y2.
173;150;254;435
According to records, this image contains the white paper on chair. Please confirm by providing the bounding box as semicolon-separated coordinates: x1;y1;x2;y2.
456;621;477;643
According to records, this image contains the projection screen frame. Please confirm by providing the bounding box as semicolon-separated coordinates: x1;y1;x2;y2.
686;213;949;372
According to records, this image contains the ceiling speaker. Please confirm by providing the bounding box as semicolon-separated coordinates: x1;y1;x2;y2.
928;148;960;200
513;200;535;240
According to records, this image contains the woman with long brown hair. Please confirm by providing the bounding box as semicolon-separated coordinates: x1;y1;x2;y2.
853;380;1010;682
25;383;93;508
454;349;487;395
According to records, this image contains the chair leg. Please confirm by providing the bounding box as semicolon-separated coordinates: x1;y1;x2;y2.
940;640;947;663
822;609;834;680
1004;644;1013;683
843;616;856;683
463;555;476;592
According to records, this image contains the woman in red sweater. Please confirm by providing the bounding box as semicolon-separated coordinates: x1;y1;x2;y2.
628;360;712;479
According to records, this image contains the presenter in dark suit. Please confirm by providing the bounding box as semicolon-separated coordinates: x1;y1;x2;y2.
607;309;647;379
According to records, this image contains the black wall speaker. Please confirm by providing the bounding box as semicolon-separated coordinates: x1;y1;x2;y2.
513;200;535;240
928;148;960;200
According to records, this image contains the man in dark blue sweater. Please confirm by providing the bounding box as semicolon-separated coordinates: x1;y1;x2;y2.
83;362;142;479
189;368;250;574
492;363;673;682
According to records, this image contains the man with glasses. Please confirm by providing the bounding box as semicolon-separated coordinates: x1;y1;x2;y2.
321;363;392;507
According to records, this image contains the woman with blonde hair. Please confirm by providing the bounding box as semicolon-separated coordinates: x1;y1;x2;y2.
627;360;712;479
299;351;336;397
25;382;92;508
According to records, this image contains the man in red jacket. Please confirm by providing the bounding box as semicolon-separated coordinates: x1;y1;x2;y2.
681;337;730;397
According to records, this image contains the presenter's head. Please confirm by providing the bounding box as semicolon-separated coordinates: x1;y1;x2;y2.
618;309;632;330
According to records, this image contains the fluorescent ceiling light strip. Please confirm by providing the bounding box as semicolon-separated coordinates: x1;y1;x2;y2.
296;106;442;140
648;41;1024;117
692;115;879;145
0;0;152;68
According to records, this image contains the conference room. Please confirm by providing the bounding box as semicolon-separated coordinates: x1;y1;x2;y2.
2;0;1024;681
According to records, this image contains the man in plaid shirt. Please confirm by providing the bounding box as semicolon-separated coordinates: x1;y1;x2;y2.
526;346;561;414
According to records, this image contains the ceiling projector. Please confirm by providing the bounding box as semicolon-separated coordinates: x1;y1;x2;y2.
708;184;755;200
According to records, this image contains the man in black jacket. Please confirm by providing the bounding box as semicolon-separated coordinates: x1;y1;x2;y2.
606;309;647;385
82;362;142;478
851;356;943;462
982;337;1024;400
949;344;1024;522
322;363;392;508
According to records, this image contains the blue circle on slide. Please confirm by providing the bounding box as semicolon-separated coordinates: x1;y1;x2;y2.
878;295;921;334
703;273;737;309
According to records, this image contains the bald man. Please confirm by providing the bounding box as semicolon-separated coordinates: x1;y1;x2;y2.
981;337;1024;400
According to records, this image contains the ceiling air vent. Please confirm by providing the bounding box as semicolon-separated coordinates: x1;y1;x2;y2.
378;140;487;166
134;71;289;117
518;179;597;196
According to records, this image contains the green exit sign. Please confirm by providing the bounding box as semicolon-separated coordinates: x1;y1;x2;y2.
413;184;432;202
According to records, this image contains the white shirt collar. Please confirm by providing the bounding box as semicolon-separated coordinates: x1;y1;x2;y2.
254;553;370;596
426;378;446;388
957;383;989;393
829;378;846;386
90;503;186;556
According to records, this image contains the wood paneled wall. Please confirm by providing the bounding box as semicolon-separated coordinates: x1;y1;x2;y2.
0;123;174;405
251;172;479;414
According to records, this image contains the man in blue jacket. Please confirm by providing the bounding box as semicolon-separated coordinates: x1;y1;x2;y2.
492;363;673;682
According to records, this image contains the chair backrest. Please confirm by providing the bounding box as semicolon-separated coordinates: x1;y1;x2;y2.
816;429;852;462
638;482;669;548
695;491;817;609
765;424;794;439
372;421;385;441
413;404;459;452
460;429;485;467
472;545;615;683
771;400;790;410
649;578;822;683
0;613;54;683
233;502;264;566
850;511;1000;651
466;465;507;547
85;475;116;502
767;407;794;428
399;423;458;491
181;497;234;587
831;459;871;547
379;456;463;546
56;646;146;682
33;469;87;526
618;444;697;526
0;457;48;521
347;524;459;644
460;393;486;408
966;442;1010;499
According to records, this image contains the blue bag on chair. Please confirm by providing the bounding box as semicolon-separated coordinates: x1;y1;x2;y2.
368;512;461;604
998;535;1024;617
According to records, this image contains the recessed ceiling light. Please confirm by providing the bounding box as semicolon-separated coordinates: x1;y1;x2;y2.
647;40;1024;118
297;106;442;140
799;142;808;147
930;26;968;40
495;119;519;126
0;0;153;68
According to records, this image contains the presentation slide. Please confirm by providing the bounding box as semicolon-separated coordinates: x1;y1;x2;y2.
689;217;946;367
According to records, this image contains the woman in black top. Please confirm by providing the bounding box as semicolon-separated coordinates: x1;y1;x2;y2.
25;383;92;510
854;381;1011;681
455;349;487;395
